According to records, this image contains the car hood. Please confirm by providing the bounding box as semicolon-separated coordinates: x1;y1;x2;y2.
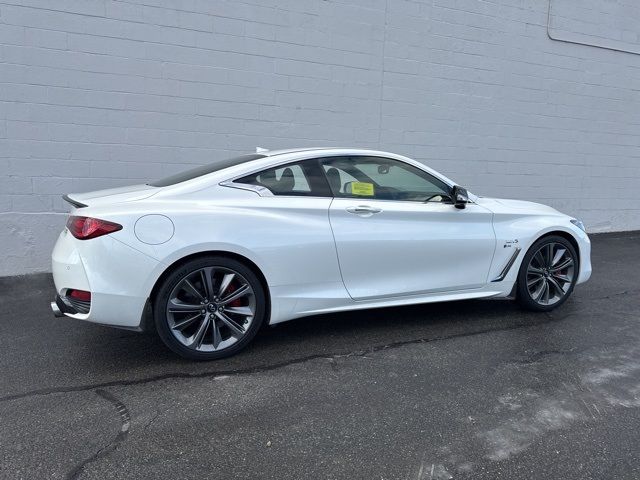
475;197;564;216
63;184;158;208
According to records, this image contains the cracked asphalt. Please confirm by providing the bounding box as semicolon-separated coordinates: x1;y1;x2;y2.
1;232;639;479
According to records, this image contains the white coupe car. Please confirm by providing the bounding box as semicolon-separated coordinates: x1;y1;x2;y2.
51;148;591;360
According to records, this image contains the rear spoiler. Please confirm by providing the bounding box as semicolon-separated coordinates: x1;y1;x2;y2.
62;194;87;208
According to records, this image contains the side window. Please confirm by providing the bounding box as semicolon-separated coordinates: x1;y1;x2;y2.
322;159;358;195
235;160;331;197
321;156;451;202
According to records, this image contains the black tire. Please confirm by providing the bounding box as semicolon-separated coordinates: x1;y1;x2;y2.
153;255;267;360
516;235;578;312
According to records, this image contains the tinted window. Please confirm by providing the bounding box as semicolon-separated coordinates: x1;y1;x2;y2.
149;154;266;187
235;159;331;197
321;156;451;202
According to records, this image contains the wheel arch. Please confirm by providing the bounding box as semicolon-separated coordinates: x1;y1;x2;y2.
531;229;580;270
146;250;271;328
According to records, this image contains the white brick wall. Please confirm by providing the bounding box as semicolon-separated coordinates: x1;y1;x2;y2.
1;0;639;276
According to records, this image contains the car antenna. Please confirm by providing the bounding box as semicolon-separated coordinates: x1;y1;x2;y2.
256;147;269;153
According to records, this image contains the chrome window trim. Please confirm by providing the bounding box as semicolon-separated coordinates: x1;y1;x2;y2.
219;180;274;197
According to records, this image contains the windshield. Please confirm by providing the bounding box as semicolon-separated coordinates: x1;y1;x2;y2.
148;154;266;187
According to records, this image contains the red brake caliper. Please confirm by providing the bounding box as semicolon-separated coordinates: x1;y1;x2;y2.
225;283;242;307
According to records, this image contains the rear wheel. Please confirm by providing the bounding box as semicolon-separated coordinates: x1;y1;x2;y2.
154;256;266;360
516;235;578;311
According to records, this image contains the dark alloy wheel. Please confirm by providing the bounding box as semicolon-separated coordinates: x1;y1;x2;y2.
154;256;267;360
516;235;578;312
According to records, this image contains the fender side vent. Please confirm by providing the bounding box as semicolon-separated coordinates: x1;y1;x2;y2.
492;247;522;282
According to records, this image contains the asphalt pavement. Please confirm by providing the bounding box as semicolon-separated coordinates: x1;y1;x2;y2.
0;232;639;479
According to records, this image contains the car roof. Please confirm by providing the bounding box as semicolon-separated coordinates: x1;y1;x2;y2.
260;147;350;157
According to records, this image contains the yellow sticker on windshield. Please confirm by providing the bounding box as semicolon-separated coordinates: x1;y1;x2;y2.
351;182;374;196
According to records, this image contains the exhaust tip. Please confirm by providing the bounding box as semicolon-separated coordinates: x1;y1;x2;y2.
51;301;64;317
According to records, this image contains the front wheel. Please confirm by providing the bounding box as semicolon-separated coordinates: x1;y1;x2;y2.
516;235;578;311
154;256;267;360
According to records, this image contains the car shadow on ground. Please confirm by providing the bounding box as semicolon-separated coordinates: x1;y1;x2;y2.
2;270;583;393
64;296;572;372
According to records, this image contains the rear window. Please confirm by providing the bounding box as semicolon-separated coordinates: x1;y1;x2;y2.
148;154;266;187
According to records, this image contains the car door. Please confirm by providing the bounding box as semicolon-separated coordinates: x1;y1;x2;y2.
321;156;496;300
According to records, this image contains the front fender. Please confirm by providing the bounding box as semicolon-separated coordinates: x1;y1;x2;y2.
489;215;590;285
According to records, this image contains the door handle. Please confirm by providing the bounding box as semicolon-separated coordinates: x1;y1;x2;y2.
346;205;382;215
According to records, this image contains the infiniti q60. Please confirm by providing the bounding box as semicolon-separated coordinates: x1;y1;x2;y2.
51;148;591;360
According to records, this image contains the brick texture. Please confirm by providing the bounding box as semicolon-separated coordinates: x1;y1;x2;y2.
1;0;639;275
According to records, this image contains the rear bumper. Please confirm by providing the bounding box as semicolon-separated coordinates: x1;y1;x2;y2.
51;228;163;329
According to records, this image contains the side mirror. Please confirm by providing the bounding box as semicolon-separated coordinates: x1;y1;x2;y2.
451;185;469;209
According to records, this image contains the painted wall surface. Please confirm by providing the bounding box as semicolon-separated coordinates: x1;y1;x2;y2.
1;0;639;275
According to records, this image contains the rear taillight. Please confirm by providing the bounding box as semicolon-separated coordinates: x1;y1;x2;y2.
66;216;122;240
